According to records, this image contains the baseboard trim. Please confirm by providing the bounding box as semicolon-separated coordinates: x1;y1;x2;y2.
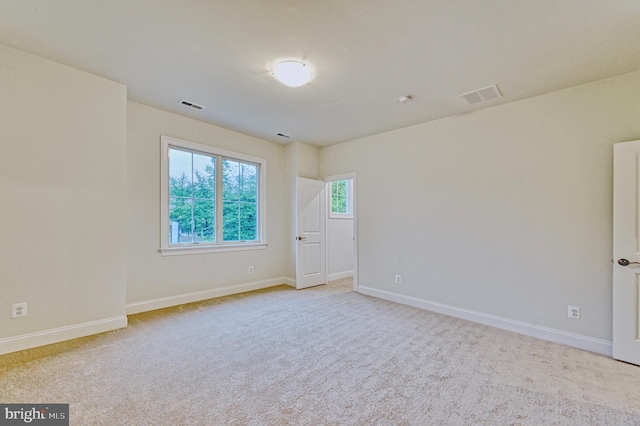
282;277;296;287
328;270;354;281
358;286;613;357
0;316;128;356
126;277;290;315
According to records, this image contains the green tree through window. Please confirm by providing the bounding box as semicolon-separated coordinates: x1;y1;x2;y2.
166;143;261;248
169;149;216;244
223;159;258;241
331;180;349;214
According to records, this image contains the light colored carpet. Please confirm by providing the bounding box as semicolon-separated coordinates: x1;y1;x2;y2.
2;278;640;425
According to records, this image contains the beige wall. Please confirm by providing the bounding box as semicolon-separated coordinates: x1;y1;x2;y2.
3;40;640;353
320;71;640;342
126;102;288;305
0;45;127;342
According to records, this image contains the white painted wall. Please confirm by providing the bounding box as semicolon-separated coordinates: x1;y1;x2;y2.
0;44;127;346
126;102;288;306
320;71;640;342
3;40;639;355
287;142;320;180
327;216;354;280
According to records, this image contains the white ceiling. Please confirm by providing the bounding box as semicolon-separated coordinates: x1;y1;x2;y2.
0;0;638;147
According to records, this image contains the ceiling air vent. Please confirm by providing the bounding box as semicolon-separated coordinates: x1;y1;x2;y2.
460;85;502;105
179;99;205;110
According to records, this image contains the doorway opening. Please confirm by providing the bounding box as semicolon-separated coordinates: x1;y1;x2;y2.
323;172;358;292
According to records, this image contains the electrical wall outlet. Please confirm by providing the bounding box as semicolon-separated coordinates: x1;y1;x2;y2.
248;266;254;274
395;275;402;284
568;305;581;319
12;302;27;319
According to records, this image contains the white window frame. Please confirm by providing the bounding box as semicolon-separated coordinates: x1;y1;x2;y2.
328;177;353;219
160;135;267;256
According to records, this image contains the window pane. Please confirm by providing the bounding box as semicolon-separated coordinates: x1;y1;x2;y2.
169;197;193;244
169;148;193;198
334;195;347;213
168;147;216;245
223;159;259;241
240;163;258;202
193;153;215;199
193;199;215;242
330;179;351;215
223;201;239;241
223;159;240;201
331;181;338;197
239;203;257;240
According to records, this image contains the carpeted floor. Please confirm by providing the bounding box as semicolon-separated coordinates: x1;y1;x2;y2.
2;278;640;425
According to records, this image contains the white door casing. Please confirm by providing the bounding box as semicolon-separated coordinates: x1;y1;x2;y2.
613;140;640;365
295;177;327;289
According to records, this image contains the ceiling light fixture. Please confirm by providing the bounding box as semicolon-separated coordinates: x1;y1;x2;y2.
272;61;314;87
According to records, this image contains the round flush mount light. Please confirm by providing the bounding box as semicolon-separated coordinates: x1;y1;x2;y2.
272;61;314;87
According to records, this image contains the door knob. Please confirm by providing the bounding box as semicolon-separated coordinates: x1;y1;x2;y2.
296;236;306;241
618;258;640;266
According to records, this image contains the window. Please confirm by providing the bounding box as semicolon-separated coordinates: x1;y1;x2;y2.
329;179;353;218
160;136;266;255
168;148;216;244
222;159;258;241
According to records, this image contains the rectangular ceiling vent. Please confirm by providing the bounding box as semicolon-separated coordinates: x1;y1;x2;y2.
460;85;502;105
179;99;205;110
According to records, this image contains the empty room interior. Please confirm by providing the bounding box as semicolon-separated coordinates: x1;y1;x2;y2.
2;1;640;424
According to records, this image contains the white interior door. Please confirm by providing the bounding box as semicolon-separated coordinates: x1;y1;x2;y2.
613;140;640;365
296;177;327;289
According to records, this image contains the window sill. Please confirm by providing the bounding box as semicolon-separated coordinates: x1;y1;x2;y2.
329;213;353;219
159;243;268;257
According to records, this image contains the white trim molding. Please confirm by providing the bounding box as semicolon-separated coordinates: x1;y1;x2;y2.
0;316;128;356
358;286;613;357
328;270;354;282
126;277;291;315
159;243;267;256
